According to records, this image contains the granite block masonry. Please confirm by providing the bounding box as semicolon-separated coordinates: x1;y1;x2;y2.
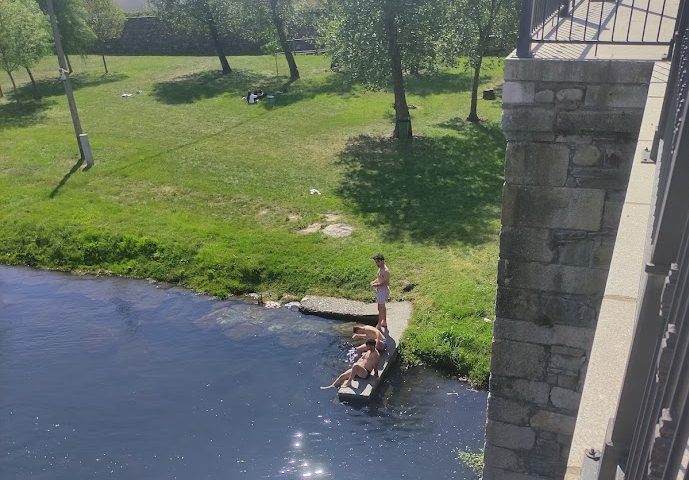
484;58;653;480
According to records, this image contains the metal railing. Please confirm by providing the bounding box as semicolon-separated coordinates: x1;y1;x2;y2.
593;0;689;478
517;0;679;57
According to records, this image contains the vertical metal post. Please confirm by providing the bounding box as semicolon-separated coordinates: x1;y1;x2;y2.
45;0;94;169
517;0;534;57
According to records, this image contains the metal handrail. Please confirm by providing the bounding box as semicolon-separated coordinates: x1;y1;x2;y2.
516;0;678;57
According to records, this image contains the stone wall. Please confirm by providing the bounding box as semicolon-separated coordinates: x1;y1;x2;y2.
483;58;654;480
94;16;262;56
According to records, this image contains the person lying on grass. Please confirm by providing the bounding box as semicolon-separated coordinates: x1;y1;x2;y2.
352;325;386;353
321;339;380;390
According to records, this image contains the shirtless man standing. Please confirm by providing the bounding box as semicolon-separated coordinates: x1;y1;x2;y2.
352;325;386;353
370;254;390;331
321;339;380;389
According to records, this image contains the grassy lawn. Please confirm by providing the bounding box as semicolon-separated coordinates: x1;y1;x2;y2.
0;54;505;387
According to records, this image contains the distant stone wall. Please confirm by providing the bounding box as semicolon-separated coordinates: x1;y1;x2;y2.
94;16;262;56
483;58;654;480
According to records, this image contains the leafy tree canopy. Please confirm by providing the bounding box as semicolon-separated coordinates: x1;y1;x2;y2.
0;0;51;73
84;0;126;45
46;0;97;54
322;0;448;87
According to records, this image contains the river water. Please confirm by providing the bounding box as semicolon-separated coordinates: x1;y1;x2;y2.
0;266;486;480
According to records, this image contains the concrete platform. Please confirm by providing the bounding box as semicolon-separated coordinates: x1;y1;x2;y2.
299;295;412;402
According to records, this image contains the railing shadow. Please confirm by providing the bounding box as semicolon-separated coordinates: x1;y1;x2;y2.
336;119;506;246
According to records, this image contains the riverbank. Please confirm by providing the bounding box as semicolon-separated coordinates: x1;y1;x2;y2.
0;54;504;387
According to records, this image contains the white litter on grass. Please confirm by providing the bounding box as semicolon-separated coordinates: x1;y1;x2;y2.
309;189;321;195
121;93;132;97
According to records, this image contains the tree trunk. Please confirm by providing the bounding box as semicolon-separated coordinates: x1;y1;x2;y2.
102;54;109;74
0;82;4;97
7;71;17;96
25;67;41;99
205;13;231;74
270;0;299;81
383;1;412;139
66;54;73;74
467;56;483;123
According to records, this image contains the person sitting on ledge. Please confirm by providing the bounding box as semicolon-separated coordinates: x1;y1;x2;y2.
321;339;380;390
352;325;386;353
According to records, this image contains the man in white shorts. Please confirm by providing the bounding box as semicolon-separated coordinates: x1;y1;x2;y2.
370;254;390;331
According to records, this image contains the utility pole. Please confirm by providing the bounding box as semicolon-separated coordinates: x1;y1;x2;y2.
45;0;94;169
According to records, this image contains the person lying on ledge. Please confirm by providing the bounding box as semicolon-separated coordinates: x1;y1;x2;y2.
321;339;380;389
352;325;386;353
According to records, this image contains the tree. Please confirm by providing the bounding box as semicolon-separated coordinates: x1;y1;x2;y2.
152;0;239;74
449;0;518;122
40;0;97;73
266;0;300;80
0;0;51;97
323;0;447;138
84;0;126;74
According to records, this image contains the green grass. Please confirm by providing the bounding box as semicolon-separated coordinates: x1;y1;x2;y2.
0;54;505;387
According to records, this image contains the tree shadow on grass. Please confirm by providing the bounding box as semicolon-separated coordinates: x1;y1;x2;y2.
13;72;128;100
152;69;278;105
0;99;54;130
404;71;485;97
260;73;355;108
336;119;506;245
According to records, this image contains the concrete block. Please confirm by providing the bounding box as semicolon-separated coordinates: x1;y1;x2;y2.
556;110;644;134
551;345;585;356
530;410;577;435
505;143;569;186
503;107;556;132
567;167;631;190
553;231;616;268
484;442;523;471
602;194;625;230
556;88;585;103
487;421;536;450
556;373;580;390
500;226;554;263
550;387;582;412
494;318;595;350
585;84;650;109
526;437;567;476
535;89;554;103
495;288;599;329
502;185;606;231
504;131;557;142
483;466;553;480
550;352;586;373
591;235;616;268
606;60;654;84
503;81;536;104
499;260;609;296
572;144;602;166
490;376;551;406
492;340;548;380
487;394;533;426
504;59;611;83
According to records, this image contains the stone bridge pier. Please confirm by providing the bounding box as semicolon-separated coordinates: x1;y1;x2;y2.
483;58;653;480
